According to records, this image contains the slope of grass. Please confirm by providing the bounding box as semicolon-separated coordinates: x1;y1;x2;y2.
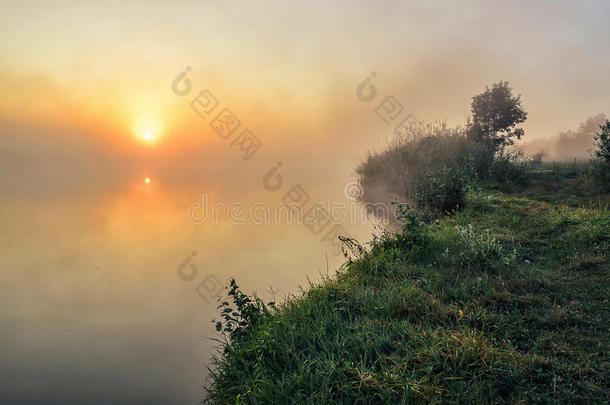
205;173;609;404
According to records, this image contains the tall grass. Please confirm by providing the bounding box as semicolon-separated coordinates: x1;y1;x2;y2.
204;184;610;403
356;121;529;217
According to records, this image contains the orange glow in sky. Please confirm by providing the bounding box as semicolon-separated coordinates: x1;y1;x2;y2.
139;131;158;143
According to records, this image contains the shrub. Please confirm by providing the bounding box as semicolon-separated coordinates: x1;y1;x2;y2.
461;141;494;181
214;279;271;341
393;206;432;259
415;167;467;214
356;121;465;210
490;150;531;185
357;116;531;218
370;207;431;257
589;159;610;192
593;120;610;165
356;121;491;217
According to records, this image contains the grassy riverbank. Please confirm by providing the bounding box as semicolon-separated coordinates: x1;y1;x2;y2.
205;168;609;404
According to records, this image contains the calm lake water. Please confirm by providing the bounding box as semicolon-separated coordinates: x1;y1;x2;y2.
0;161;378;404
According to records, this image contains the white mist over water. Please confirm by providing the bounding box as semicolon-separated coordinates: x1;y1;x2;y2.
0;166;375;404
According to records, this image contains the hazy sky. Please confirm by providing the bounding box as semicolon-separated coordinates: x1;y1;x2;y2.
1;1;609;170
1;0;609;242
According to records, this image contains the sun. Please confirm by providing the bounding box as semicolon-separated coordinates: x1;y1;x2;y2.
144;177;151;184
133;114;163;144
140;131;157;143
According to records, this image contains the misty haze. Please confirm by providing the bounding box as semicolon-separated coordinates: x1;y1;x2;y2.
1;1;608;404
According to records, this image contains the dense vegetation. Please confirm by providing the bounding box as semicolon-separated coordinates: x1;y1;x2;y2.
203;84;609;403
356;82;535;218
355;83;609;217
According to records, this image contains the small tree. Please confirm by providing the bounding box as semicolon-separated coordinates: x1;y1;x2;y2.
468;81;527;151
594;120;610;165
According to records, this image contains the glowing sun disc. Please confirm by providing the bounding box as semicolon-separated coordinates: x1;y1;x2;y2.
140;131;157;142
144;177;151;184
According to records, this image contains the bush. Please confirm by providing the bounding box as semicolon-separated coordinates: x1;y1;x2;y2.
356;121;491;217
461;141;494;181
214;279;271;341
357;120;533;219
392;207;432;259
490;150;531;185
590;159;610;192
356;122;465;209
415;167;467;214
593;120;610;167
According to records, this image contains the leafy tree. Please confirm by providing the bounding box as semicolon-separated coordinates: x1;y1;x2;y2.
593;120;610;165
468;81;527;151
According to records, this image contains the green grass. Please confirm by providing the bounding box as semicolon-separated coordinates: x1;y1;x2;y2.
505;161;610;208
205;169;609;404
